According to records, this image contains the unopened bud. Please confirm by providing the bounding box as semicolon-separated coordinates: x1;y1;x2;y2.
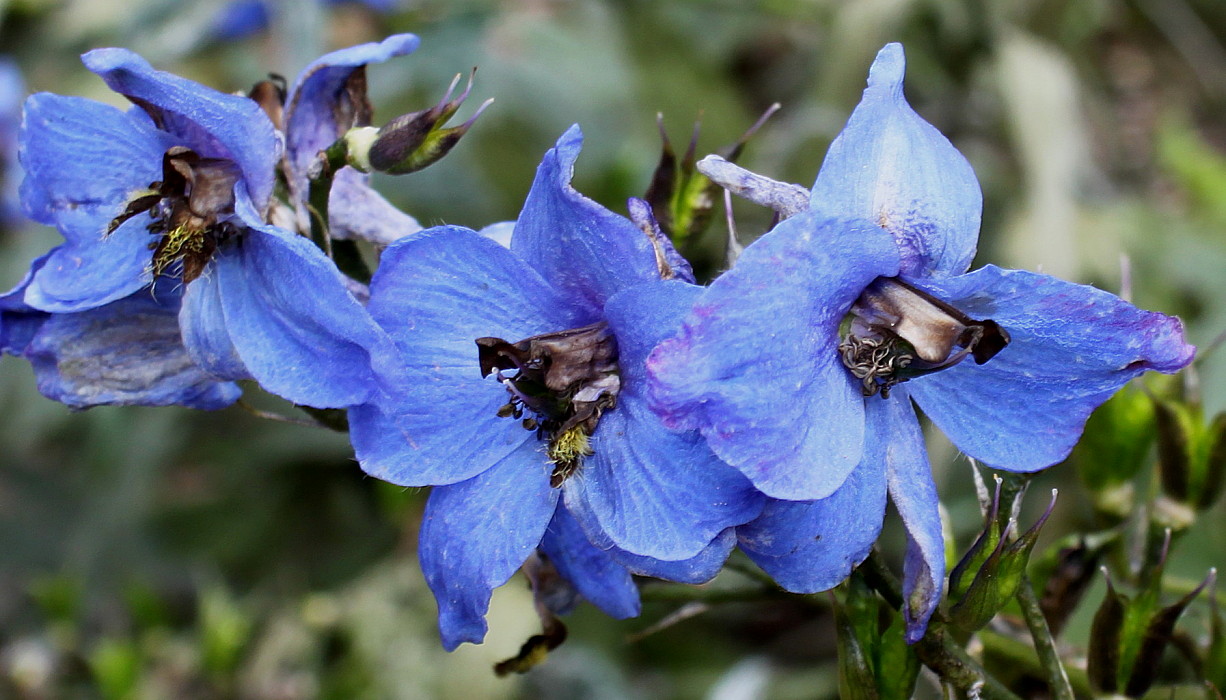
366;69;492;175
1154;397;1226;511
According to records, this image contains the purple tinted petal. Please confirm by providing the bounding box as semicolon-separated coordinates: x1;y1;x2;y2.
328;168;420;244
565;280;764;559
81;48;279;206
284;34;419;184
510;126;659;311
352;226;583;486
738;401;889;592
611;528;736;584
26;288;240;409
908;265;1194;471
179;272;251;381
811;43;981;279
212;220;391;408
19;93;169;228
880;389;943;643
647;213;900;500
25;216;152;312
419;440;559;650
539;507;640;620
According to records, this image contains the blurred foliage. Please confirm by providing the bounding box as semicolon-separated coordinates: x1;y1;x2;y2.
2;0;1226;697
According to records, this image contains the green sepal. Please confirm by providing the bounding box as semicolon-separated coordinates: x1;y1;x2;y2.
365;71;491;176
949;489;1055;633
1155;397;1226;512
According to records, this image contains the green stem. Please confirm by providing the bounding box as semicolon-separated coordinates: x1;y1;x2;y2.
1016;573;1075;700
307;140;349;256
913;627;1025;700
978;629;1093;697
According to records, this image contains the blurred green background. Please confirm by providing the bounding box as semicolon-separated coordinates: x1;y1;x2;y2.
2;0;1225;697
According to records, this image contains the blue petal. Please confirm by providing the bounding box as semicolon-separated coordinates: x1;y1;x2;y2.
0;57;23;225
209;0;271;40
351;225;583;486
908;265;1194;471
539;507;640;620
19;93;169;228
81;48;279;206
25;216;153;312
810;43;981;279
510;126;659;313
207;219;391;408
328;168;421;244
611;528;736;584
179;272;251;382
26;286;241;409
565;280;765;559
737;400;889;592
647;213;900;500
1;251;51;355
284;34;419;184
419;440;559;650
880;388;943;643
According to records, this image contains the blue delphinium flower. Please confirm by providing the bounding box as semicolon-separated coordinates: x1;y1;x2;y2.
349;126;765;649
647;43;1195;640
278;34;422;245
1;251;240;409
19;46;394;408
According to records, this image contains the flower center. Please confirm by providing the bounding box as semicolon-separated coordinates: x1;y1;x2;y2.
838;278;1009;398
107;147;241;284
476;321;621;487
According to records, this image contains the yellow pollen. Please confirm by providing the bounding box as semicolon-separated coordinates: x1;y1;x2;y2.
547;426;592;468
152;224;205;276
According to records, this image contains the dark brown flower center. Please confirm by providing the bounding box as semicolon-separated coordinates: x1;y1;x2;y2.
107;147;241;284
838;277;1009;398
476;321;620;487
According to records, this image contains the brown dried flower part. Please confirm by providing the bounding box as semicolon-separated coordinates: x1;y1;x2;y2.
839;277;1009;397
107;147;241;284
477;321;620;487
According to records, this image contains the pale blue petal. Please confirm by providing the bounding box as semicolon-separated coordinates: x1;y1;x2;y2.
647;213;900;500
179;271;251;381
539;507;640;620
880;388;943;643
565;280;764;560
419;440;559;650
810;43;981;278
352;225;583;486
737;400;889;592
1;251;51;355
908;265;1194;471
81;48;279;206
611;528;736;584
510;126;659;312
328;168;420;244
26;287;241;409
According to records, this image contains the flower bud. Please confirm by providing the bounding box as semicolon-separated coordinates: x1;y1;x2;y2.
948;487;1056;633
364;70;493;175
1154;397;1226;511
644;104;779;245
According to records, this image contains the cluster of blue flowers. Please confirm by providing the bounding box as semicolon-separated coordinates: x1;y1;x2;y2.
0;35;1195;650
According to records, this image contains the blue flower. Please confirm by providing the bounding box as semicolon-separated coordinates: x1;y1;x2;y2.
280;34;422;245
1;251;240;409
349;126;765;649
647;43;1195;641
18;46;394;408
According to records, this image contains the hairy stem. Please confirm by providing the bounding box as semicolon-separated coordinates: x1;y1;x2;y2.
1016;572;1074;700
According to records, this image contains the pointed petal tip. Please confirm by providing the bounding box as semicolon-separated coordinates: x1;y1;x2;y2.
867;43;906;93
